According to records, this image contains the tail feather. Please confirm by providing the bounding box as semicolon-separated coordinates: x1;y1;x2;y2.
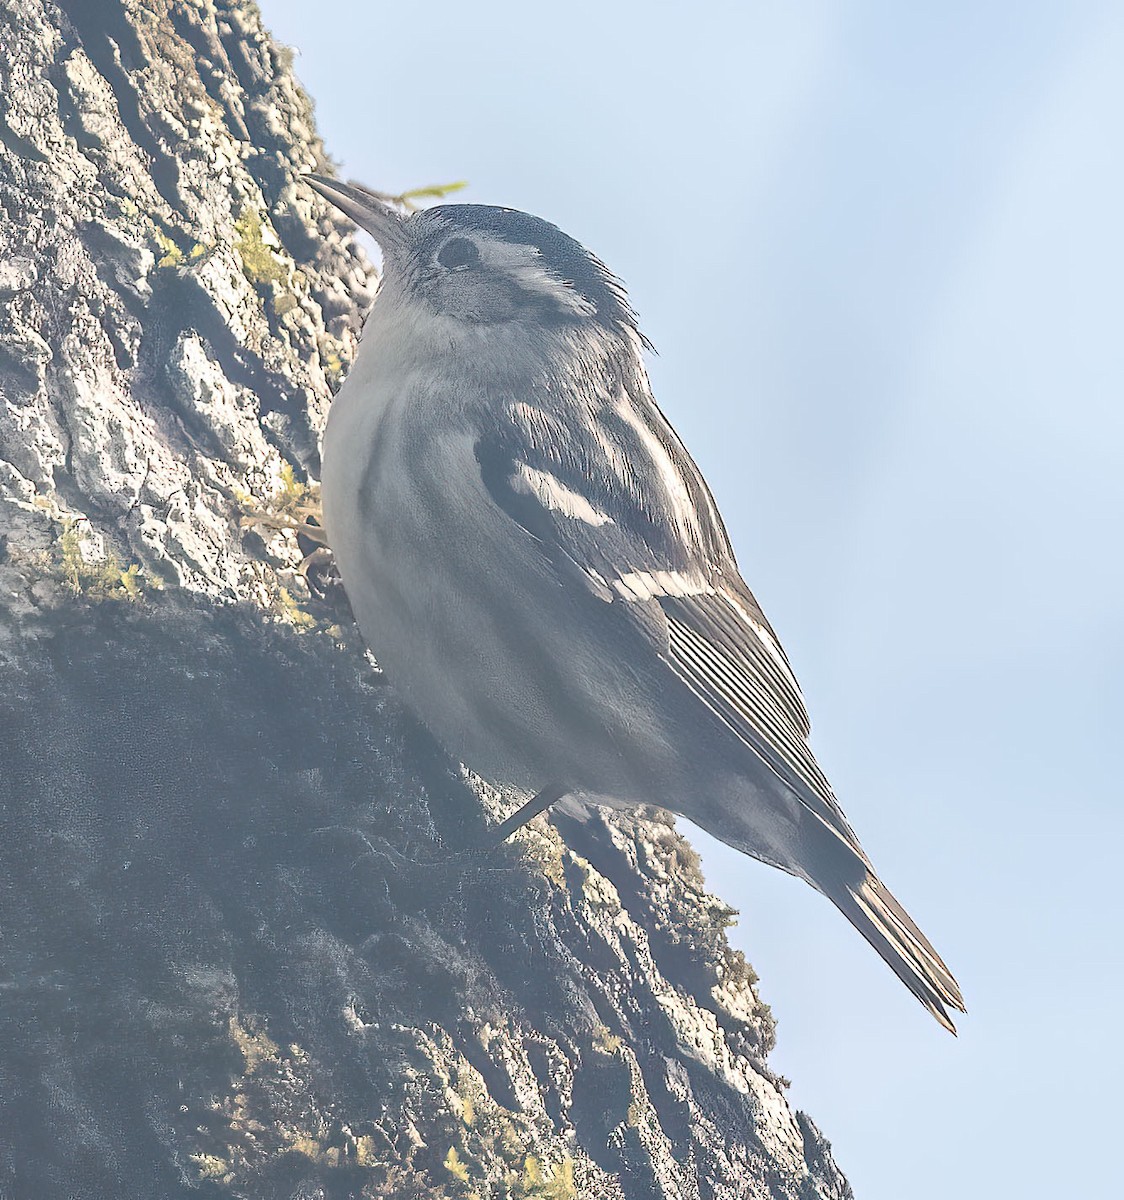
827;872;966;1033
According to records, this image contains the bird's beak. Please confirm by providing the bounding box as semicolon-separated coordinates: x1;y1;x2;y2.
302;174;407;250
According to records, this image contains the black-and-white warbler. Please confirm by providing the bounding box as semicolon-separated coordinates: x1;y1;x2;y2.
307;175;965;1033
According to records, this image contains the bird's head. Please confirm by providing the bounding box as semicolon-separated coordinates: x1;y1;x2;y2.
304;175;643;350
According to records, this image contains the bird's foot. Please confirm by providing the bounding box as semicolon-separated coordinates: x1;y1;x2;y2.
481;783;569;847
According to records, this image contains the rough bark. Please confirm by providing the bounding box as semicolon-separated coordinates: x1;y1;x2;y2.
0;2;852;1197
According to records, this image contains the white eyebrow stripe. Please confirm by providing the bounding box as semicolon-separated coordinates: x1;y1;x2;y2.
611;570;712;601
512;463;615;526
484;241;597;315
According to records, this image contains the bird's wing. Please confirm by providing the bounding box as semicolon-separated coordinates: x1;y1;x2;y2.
474;377;863;857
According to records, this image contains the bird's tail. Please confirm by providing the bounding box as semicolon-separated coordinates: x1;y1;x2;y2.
823;868;966;1033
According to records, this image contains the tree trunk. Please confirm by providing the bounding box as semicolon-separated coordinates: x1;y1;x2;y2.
0;2;851;1196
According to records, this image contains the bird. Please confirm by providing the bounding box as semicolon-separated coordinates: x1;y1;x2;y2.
304;174;966;1034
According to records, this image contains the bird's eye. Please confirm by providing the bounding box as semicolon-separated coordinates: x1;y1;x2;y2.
437;238;480;271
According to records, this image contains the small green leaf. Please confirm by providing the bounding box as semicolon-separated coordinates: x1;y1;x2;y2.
397;180;468;203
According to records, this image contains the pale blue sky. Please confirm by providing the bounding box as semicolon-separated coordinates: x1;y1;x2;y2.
262;3;1124;1195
